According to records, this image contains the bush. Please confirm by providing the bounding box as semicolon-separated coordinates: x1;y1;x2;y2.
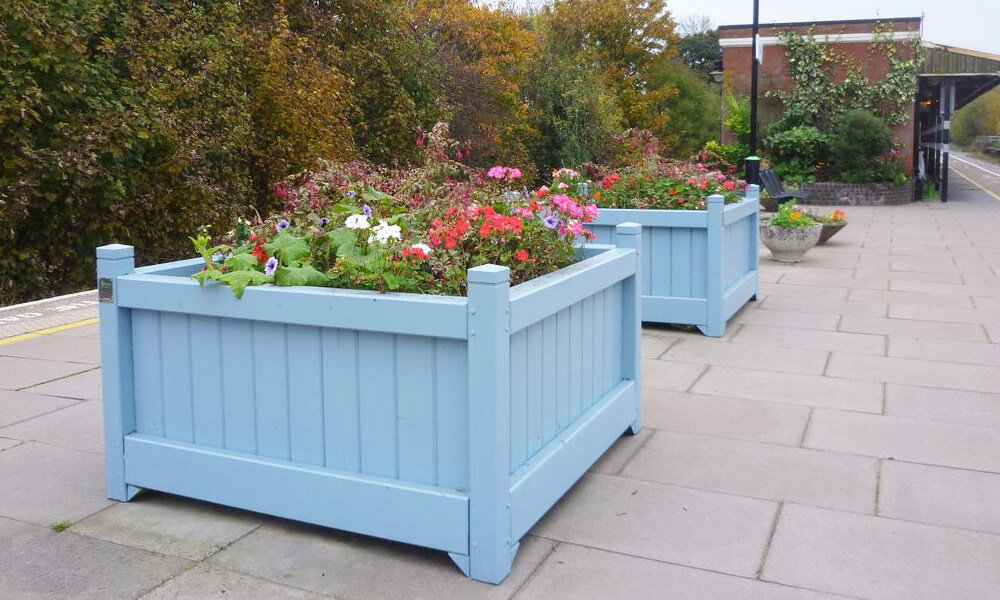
829;110;893;183
765;125;830;185
699;140;750;175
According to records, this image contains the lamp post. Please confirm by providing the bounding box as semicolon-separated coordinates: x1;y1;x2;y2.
710;70;724;144
745;0;761;186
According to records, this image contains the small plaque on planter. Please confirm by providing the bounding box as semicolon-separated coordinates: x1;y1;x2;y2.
98;278;114;304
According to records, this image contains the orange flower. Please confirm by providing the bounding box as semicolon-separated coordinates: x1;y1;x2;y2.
790;212;802;220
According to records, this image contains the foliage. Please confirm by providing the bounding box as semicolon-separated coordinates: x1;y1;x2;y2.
764;126;831;185
590;161;746;210
809;209;846;224
724;92;752;145
766;201;817;228
829;110;894;183
953;89;1000;147
698;141;750;175
677;28;721;81
646;60;721;156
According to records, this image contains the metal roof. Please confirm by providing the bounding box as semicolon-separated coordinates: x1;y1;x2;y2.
921;41;1000;76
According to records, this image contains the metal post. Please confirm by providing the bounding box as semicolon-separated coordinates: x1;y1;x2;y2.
746;0;760;185
941;81;954;202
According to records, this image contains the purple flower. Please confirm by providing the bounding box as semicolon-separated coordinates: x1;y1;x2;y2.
319;217;330;227
277;219;290;231
363;204;373;218
347;190;357;200
264;257;278;276
542;214;561;230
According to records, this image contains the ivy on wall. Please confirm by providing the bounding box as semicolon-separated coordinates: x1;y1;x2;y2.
767;25;924;133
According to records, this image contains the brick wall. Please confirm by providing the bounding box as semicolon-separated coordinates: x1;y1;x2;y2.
721;18;921;174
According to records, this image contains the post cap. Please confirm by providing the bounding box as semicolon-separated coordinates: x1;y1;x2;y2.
745;156;761;162
615;222;642;236
468;264;510;284
707;194;725;204
96;244;134;260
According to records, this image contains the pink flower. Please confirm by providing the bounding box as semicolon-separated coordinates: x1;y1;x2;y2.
716;174;727;182
584;204;600;220
557;182;569;189
567;221;583;236
723;181;736;191
487;166;507;180
507;168;522;180
516;208;533;219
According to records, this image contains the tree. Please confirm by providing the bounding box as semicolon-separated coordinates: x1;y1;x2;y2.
676;15;720;81
953;89;1000;147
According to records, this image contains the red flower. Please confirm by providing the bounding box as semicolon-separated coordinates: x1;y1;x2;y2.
516;249;530;262
723;181;736;191
602;174;621;190
252;243;269;265
479;223;493;238
445;236;457;250
402;247;428;261
669;189;678;196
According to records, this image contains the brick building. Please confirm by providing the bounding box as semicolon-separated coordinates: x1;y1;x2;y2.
718;17;1000;200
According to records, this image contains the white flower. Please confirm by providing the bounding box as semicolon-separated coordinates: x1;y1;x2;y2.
345;214;370;230
370;220;402;244
411;243;432;255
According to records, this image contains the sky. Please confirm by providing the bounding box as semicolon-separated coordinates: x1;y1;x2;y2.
665;0;1000;56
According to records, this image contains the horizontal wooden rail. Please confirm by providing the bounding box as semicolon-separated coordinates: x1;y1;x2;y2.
722;197;760;225
116;274;469;339
124;435;469;554
594;208;708;229
508;248;636;333
135;257;203;277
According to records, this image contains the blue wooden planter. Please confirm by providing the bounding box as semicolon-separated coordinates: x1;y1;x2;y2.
97;223;642;585
589;186;760;337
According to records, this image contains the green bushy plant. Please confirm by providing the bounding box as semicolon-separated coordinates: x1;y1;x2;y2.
765;125;830;186
829;110;893;183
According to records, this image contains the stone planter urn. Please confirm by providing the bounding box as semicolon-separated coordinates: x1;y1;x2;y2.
817;221;847;245
760;223;822;263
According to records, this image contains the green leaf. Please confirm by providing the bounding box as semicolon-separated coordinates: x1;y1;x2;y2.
274;264;331;287
217;270;273;299
327;227;380;266
264;233;311;266
224;253;260;272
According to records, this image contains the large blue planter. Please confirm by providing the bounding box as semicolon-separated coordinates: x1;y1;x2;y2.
97;222;642;585
590;186;760;337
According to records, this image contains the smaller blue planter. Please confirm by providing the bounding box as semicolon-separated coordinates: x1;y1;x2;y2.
590;185;760;337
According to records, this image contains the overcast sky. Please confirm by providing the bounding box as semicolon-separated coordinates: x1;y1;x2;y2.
665;0;1000;55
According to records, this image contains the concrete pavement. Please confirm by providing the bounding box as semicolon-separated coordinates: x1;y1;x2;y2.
2;175;1000;599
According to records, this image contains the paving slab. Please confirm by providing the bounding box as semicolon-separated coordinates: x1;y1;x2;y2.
759;282;849;300
21;367;103;401
805;409;1000;473
848;288;974;308
891;279;1000;298
853;269;964;284
838;315;988;342
885;384;1000;428
0;334;100;364
730;324;885;355
0;388;78;428
71;492;268;561
887;336;1000;366
642;391;810;445
531;472;777;577
138;565;332;600
757;296;887;318
0;356;95;391
514;543;850;600
641;332;677;359
691;366;884;413
777;273;889;290
879;460;1000;535
0;441;113;525
641;359;707;393
763;503;1000;600
660;338;829;375
973;296;1000;311
0;516;189;600
890;304;1000;326
623;431;877;513
589;428;651;475
0;400;104;453
826;352;1000;394
208;519;553;600
0;436;20;451
731;309;841;331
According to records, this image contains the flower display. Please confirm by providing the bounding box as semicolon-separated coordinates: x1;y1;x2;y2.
345;214;370;230
592;160;747;211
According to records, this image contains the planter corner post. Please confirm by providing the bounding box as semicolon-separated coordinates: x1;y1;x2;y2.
701;195;726;337
748;185;761;301
96;244;140;502
465;264;515;583
615;223;643;434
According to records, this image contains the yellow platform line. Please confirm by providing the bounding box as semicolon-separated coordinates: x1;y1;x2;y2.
0;317;100;347
952;167;1000;202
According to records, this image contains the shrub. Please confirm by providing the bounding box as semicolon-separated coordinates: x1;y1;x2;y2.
699;140;750;175
829;110;893;183
765;125;830;185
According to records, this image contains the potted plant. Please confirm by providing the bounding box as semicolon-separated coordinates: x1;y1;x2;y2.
97;128;642;585
578;135;759;337
760;201;822;262
813;209;848;244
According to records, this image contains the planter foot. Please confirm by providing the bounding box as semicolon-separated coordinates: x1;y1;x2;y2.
449;553;471;578
125;484;143;502
629;421;641;435
696;323;725;338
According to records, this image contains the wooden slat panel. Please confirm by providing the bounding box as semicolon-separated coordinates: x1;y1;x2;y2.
541;315;558;445
592;289;606;408
556;309;570;431
581;296;595;408
287;325;324;466
648;227;671;297
358;332;398;478
124;434;469;554
189;315;225;448
670;228;693;297
252;322;290;460
132;310;164;437
161;313;194;443
691;230;709;298
509;330;528;471
323;329;360;471
396;336;436;485
436;339;468;490
526;323;544;457
589;224;614;245
220;319;256;453
568;302;583;421
641;228;653;295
